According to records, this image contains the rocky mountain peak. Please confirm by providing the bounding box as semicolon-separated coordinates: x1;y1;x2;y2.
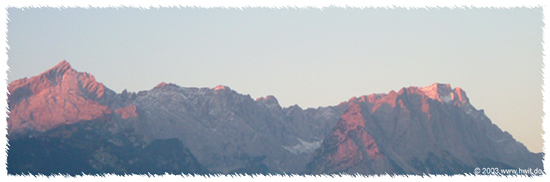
50;60;73;72
155;82;169;88
213;85;230;91
8;60;73;95
256;95;282;112
358;94;387;103
7;60;111;134
419;83;454;102
256;95;279;104
38;60;77;87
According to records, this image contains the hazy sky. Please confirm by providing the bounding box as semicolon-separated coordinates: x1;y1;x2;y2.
6;7;544;153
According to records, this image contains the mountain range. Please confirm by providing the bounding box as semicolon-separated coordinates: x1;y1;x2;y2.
6;60;544;175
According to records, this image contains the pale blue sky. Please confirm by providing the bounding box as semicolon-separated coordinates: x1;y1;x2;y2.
6;8;544;153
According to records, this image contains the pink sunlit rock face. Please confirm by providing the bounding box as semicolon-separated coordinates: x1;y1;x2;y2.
114;104;138;119
7;61;111;134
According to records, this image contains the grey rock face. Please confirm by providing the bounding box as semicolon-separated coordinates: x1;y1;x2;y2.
123;83;345;173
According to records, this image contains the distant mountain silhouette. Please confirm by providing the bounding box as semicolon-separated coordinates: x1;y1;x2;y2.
6;61;544;175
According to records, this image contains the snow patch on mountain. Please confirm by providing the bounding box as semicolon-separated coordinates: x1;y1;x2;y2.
441;92;454;103
419;83;457;104
282;138;322;155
